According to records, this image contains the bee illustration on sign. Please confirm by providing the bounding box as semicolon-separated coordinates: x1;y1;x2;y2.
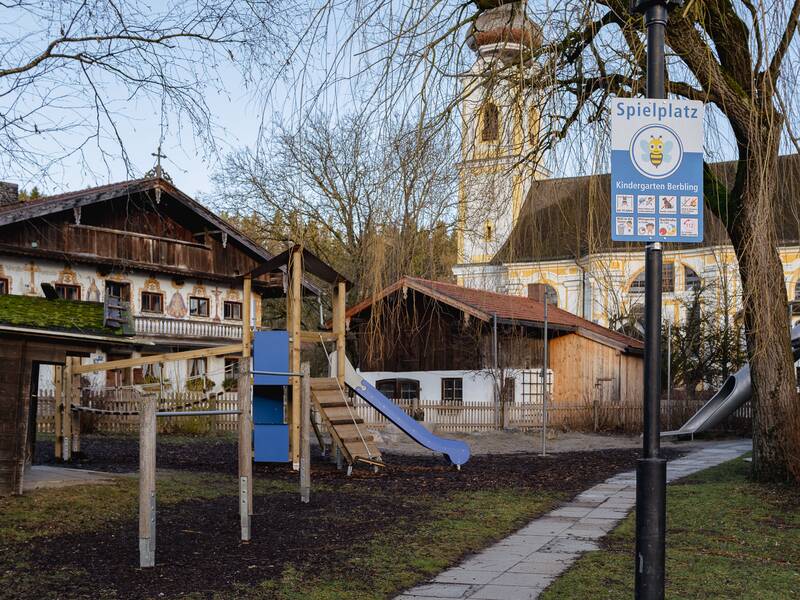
640;136;673;168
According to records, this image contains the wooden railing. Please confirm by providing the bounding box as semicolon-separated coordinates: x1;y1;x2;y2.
36;391;240;434
134;315;242;340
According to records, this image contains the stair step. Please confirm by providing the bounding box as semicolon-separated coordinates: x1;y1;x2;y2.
311;377;341;391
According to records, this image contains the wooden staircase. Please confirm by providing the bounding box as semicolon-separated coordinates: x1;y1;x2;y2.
310;377;383;472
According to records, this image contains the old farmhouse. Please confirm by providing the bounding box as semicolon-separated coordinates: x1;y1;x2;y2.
0;175;318;494
345;276;644;419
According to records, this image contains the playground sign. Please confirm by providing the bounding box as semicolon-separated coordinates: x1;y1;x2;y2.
610;98;704;243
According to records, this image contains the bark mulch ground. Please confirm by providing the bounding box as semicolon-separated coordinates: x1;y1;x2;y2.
7;436;685;599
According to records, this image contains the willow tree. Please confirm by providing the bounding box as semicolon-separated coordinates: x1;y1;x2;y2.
297;0;800;480
542;0;800;480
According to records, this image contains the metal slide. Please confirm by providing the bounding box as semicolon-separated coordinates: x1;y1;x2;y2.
333;352;471;466
663;324;800;437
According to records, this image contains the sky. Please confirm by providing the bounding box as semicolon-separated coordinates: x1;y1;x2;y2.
1;0;749;201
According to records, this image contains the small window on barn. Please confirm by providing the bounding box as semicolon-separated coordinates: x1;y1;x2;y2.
0;277;9;294
224;300;242;321
441;377;463;405
189;296;210;317
481;102;500;142
55;283;81;300
684;266;701;292
105;280;130;301
141;291;163;314
376;378;420;402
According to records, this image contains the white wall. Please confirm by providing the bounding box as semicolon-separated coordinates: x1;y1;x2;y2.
0;254;251;326
355;367;553;405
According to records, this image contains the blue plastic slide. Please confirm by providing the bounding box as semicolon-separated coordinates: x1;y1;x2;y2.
335;352;471;466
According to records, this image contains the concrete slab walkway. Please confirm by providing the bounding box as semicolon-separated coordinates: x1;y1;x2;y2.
23;465;118;492
396;439;751;600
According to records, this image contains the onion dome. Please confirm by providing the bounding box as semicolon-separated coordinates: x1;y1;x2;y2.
466;1;542;63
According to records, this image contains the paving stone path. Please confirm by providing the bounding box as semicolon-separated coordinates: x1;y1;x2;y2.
396;439;752;600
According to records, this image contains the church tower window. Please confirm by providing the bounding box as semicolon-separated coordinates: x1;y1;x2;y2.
484;221;494;242
481;102;500;142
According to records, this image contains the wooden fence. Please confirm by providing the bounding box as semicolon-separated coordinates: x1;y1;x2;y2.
36;390;240;435
35;389;751;436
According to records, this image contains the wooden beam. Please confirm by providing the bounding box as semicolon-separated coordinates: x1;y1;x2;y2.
300;362;311;504
238;367;253;539
139;393;157;568
74;344;241;374
290;246;302;470
62;360;75;461
334;281;346;386
53;365;63;461
70;358;81;455
242;275;252;359
298;331;338;343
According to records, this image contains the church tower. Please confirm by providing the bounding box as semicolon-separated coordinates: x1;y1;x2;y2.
457;1;547;266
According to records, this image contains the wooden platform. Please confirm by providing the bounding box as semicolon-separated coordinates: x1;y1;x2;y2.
310;378;383;470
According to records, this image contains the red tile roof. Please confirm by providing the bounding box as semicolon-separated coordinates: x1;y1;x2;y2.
346;276;644;353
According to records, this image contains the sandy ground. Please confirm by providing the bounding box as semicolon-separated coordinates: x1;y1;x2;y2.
371;425;724;456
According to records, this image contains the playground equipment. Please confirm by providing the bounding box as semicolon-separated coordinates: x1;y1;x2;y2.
334;352;470;467
49;243;471;567
663;324;800;437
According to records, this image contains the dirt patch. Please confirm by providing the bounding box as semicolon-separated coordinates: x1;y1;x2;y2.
13;436;687;599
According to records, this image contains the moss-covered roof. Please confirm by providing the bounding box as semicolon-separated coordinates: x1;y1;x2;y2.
0;294;125;336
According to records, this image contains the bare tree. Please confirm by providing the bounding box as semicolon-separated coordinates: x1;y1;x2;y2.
1;1;294;182
296;0;800;481
212;112;459;297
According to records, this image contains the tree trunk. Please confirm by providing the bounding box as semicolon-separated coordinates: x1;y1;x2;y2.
728;135;797;481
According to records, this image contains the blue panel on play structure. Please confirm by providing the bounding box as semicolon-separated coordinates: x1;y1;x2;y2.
253;330;289;385
254;424;289;462
253;385;285;424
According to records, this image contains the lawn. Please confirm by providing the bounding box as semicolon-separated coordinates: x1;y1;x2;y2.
541;455;800;599
0;435;659;600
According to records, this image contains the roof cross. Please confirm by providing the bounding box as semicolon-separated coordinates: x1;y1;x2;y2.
151;145;167;179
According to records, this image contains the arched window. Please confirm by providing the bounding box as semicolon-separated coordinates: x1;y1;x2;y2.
481;102;499;142
629;263;675;293
684;266;702;292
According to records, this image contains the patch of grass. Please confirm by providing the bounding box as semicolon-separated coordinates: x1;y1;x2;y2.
236;488;563;600
0;471;295;544
541;456;800;599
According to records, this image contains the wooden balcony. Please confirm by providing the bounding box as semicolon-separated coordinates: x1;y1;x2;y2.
134;315;242;341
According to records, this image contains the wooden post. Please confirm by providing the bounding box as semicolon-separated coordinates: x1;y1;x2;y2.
54;365;63;461
63;360;74;461
243;274;252;358
238;367;253;539
300;362;311;503
333;280;346;386
289;247;302;470
139;393;157;568
70;358;81;455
